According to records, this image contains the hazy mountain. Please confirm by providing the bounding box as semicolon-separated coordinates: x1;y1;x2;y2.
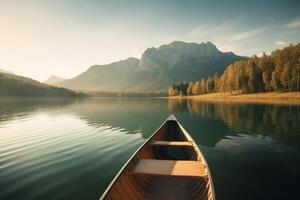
55;57;140;92
44;75;66;84
0;72;84;97
0;68;13;74
54;41;246;92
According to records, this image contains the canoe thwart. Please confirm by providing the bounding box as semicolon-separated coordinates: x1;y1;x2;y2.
150;140;193;147
131;159;205;177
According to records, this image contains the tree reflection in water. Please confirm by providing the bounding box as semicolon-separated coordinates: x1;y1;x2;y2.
168;99;300;148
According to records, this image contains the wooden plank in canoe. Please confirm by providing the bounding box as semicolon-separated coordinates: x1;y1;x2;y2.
131;159;205;177
150;140;193;147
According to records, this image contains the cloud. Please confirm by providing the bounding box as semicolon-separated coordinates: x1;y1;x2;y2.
187;17;244;39
286;17;300;29
275;40;286;46
187;25;212;38
186;17;246;53
186;17;274;56
229;28;265;42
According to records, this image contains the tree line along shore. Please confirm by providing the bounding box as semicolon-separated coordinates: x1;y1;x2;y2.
167;91;300;105
168;43;300;97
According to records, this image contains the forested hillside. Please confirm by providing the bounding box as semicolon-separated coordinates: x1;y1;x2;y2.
0;72;85;97
168;44;300;96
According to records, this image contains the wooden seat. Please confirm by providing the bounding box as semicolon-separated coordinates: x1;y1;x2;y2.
150;140;193;147
131;159;205;177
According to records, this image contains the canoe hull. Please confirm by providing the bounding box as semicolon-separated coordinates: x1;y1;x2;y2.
100;115;215;200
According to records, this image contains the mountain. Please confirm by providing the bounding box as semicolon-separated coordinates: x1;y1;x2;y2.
44;75;66;84
0;68;13;74
0;72;84;97
54;57;140;92
54;41;246;92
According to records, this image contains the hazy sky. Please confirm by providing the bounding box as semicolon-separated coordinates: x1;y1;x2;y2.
1;0;300;81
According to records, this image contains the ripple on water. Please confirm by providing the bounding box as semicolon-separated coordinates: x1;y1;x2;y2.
0;113;144;200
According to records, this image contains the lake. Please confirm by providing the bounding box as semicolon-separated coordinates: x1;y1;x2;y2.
0;98;299;200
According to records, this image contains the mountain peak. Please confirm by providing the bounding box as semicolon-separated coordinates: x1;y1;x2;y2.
204;41;217;48
44;75;66;84
140;41;223;71
0;68;13;74
167;41;217;49
169;41;188;46
157;41;220;54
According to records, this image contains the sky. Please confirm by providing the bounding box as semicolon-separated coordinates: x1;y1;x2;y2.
1;0;300;81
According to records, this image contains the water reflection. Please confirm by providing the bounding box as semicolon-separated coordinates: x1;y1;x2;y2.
0;98;300;200
0;98;170;139
168;99;300;148
0;98;78;123
0;99;146;200
1;98;300;147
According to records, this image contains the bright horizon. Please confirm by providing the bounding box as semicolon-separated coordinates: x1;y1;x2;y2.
1;0;300;81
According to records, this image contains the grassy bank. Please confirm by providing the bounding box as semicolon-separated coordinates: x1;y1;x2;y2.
166;92;300;104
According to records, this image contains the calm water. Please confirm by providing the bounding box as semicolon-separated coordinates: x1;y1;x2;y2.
0;98;299;200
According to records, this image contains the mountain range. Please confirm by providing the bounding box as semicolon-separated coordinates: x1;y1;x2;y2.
49;41;246;92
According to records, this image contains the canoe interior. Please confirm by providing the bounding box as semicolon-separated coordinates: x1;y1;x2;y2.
101;119;214;200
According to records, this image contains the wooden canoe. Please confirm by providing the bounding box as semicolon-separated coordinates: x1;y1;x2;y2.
100;115;215;200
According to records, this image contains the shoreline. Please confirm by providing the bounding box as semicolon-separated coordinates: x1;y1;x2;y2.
164;92;300;105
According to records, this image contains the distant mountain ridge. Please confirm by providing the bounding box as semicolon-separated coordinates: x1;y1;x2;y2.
53;41;246;92
44;75;66;84
0;68;13;74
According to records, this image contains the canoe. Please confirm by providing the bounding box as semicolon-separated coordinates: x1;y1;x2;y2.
100;115;215;200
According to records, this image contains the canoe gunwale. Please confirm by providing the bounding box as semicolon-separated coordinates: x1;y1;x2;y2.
99;115;174;200
177;122;216;200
